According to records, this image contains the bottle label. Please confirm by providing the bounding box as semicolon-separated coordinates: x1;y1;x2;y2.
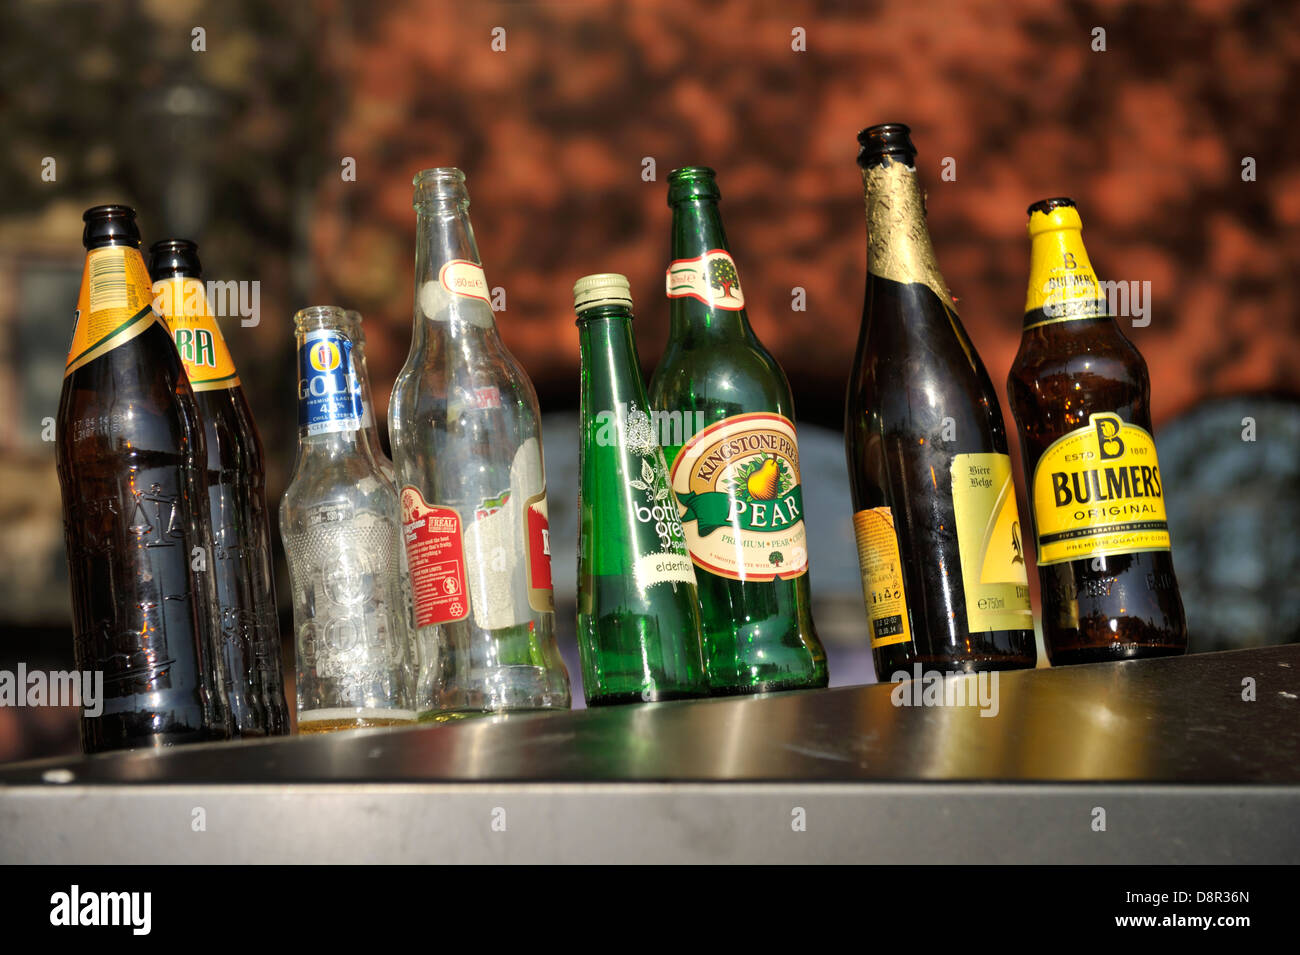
297;330;363;435
668;412;808;581
400;487;471;628
665;249;745;310
1023;221;1108;328
65;246;159;377
862;161;956;309
524;489;555;613
852;507;912;649
949;453;1034;633
620;402;698;588
153;277;240;391
1031;413;1171;565
438;260;491;303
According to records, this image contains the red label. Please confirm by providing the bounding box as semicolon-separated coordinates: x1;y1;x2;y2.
524;489;554;613
400;487;470;627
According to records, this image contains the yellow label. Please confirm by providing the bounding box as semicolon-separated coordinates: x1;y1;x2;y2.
852;507;912;649
1023;205;1108;328
65;247;158;376
950;453;1033;633
152;277;240;390
1031;413;1171;565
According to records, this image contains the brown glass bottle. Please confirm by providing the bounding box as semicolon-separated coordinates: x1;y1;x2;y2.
56;206;229;752
1007;197;1187;664
148;239;290;735
845;124;1036;676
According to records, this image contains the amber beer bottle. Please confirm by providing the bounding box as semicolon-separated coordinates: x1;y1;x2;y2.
845;124;1036;675
56;206;229;752
1008;198;1187;664
148;239;290;736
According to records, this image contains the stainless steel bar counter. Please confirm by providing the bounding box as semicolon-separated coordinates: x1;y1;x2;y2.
2;645;1298;863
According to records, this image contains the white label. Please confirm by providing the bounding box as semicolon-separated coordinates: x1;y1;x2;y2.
439;260;490;303
665;249;745;310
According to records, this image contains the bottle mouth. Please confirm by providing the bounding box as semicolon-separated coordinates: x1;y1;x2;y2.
1027;197;1076;216
856;123;917;168
1026;198;1084;237
293;305;364;337
82;204;141;249
147;238;202;279
413;167;469;208
667;166;720;203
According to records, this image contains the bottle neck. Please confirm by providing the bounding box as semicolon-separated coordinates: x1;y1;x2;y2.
152;276;243;391
412;200;500;347
668;197;751;340
1023;223;1110;330
66;244;161;376
294;326;370;459
578;308;643;413
861;159;954;308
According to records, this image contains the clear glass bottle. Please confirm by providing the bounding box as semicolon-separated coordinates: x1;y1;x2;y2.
352;324;417;693
389;168;570;719
280;306;416;733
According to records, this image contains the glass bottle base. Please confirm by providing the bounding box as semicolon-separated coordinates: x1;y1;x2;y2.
1047;643;1187;667
297;708;418;734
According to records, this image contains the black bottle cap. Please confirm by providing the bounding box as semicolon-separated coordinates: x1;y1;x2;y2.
147;239;203;280
82;205;141;250
857;123;917;168
1027;197;1076;216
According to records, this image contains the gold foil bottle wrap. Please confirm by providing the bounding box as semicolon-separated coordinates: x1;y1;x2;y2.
862;159;955;310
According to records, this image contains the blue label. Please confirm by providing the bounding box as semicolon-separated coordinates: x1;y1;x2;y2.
297;330;363;435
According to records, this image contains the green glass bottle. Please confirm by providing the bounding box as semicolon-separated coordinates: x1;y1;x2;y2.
575;273;709;706
648;167;828;695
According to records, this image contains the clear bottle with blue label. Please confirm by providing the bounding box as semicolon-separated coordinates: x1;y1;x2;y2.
280;306;416;733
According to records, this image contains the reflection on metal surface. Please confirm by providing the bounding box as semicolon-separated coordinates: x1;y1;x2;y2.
0;646;1296;785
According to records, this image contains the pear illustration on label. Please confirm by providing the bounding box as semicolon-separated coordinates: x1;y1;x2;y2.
669;412;808;582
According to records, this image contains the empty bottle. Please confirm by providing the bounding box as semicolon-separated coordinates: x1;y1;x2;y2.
845;124;1036;675
280;306;415;733
148;239;289;737
575;273;709;705
650;166;827;695
57;205;229;752
389;168;570;719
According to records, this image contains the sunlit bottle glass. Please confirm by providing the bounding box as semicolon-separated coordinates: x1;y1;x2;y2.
351;325;418;696
1008;197;1187;664
57;205;230;752
574;273;709;705
148;239;290;738
280;306;416;733
650;166;828;695
389;168;570;720
845;123;1036;675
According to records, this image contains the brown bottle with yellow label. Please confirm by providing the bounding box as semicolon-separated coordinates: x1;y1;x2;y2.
149;239;290;736
57;206;229;752
846;124;1036;676
1007;197;1188;665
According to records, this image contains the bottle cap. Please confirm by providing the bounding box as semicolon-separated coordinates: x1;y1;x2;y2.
573;273;633;313
1027;197;1083;237
147;238;202;279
